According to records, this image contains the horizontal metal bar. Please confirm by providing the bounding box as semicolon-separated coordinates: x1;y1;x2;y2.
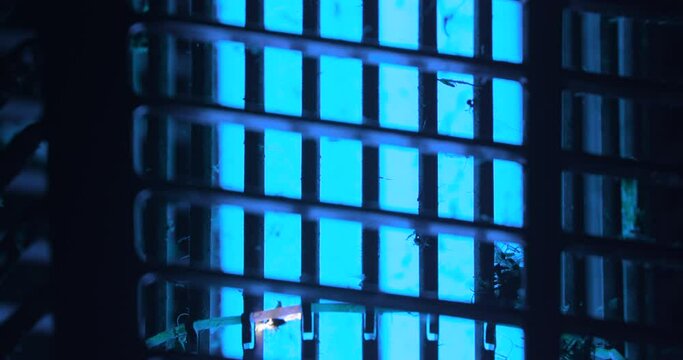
130;19;683;104
562;232;683;267
147;266;681;345
562;151;683;188
129;18;527;82
568;0;683;22
561;314;680;346
564;70;683;104
135;99;526;163
146;265;526;326
137;182;525;245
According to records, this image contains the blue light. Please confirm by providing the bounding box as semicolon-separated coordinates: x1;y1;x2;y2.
437;71;475;138
216;0;245;26
493;159;524;227
437;0;474;56
264;0;303;34
492;0;523;63
320;0;363;42
213;0;526;356
379;0;419;49
493;79;524;145
379;64;419;132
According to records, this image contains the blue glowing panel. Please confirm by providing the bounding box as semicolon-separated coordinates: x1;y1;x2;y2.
493;79;523;145
437;71;474;138
318;300;362;360
216;30;246;359
438;234;474;303
378;65;419;214
438;154;474;221
378;230;420;360
318;59;362;208
216;0;245;26
438;316;475;359
219;207;245;275
496;325;525;360
492;0;523;63
264;212;302;281
379;226;420;296
379;312;421;359
379;145;419;214
318;7;364;356
216;41;245;109
217;123;245;192
263;45;302;200
318;219;363;360
320;219;363;289
320;138;363;207
437;0;474;56
218;206;245;358
216;41;245;192
265;130;302;198
379;64;419;132
264;0;303;34
264;47;302;116
263;213;302;359
493;160;524;227
320;56;363;124
378;226;420;359
320;0;363;42
221;286;245;358
379;0;419;49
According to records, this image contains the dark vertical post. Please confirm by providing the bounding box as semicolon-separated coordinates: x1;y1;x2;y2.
142;1;176;343
418;1;439;359
473;1;495;359
44;1;143;359
187;0;216;354
560;9;586;320
301;0;320;357
560;98;586;320
599;16;624;327
617;17;642;360
362;1;380;358
524;1;564;359
244;0;265;358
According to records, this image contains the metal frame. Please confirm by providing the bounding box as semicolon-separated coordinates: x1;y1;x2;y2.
39;1;683;359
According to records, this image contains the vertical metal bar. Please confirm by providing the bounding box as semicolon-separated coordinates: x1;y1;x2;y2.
560;92;586;319
617;17;643;360
598;16;624;327
418;1;439;359
473;1;495;359
301;0;320;357
44;1;143;359
244;1;265;358
524;1;564;359
579;13;609;326
143;18;175;343
362;1;380;358
186;1;216;354
560;9;586;322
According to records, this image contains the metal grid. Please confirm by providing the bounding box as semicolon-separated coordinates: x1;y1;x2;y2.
40;1;683;360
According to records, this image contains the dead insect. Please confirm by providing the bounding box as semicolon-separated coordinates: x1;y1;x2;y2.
437;78;476;88
406;231;430;248
466;99;475;111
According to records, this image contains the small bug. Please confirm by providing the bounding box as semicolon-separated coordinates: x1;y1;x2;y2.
466;99;475;111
